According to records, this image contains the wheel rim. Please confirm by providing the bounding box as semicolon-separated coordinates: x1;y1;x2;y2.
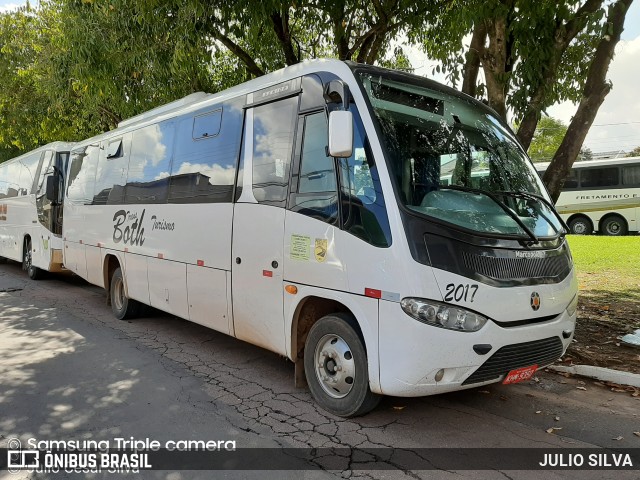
25;243;33;271
313;333;356;399
572;221;588;235
113;276;125;311
606;221;621;235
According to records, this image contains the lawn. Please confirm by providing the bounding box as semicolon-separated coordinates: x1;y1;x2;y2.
564;235;640;374
567;235;640;302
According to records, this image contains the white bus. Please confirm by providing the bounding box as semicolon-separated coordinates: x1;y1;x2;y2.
58;60;578;416
536;157;640;235
0;142;75;279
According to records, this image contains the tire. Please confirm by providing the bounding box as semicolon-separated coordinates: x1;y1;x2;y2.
110;267;140;320
23;238;43;280
600;216;627;236
304;313;381;417
567;216;592;235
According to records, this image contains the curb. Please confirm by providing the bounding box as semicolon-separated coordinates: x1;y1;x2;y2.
548;365;640;388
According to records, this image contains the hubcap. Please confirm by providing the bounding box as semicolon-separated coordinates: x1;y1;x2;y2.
113;277;125;311
313;334;356;399
606;222;620;235
573;222;588;235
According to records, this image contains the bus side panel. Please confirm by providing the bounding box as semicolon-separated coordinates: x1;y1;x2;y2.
124;253;150;305
85;245;104;287
147;257;189;319
64;241;87;279
186;265;230;334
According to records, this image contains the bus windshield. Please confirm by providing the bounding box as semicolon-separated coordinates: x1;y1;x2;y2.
356;70;563;239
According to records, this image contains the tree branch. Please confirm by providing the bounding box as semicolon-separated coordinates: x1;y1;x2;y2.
211;31;265;77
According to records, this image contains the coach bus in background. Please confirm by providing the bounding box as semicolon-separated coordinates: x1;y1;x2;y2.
0;142;74;279
56;60;578;416
536;157;640;236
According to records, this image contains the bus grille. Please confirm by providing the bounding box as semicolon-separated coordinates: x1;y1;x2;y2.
462;337;563;386
462;251;569;281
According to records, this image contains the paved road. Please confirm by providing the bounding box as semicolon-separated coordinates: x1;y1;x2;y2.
1;261;639;479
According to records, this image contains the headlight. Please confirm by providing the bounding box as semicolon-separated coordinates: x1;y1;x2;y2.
400;298;488;332
566;294;578;317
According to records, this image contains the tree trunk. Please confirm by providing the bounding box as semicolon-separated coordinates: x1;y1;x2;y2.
270;10;299;66
543;0;633;202
462;22;487;97
482;16;510;120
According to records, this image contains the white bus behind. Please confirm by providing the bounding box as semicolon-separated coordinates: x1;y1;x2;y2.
0;142;75;278
536;157;640;235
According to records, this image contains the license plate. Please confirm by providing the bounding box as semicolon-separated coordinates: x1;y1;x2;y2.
503;365;538;384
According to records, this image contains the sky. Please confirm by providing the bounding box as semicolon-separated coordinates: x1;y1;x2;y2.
1;0;639;157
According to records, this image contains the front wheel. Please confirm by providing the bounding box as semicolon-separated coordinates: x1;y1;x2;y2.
600;216;628;236
304;313;380;417
110;267;140;320
23;239;43;280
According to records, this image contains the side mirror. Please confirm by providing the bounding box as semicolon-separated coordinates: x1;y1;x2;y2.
45;174;60;204
328;110;353;158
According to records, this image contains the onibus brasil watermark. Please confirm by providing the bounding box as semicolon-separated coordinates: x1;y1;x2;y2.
6;436;236;474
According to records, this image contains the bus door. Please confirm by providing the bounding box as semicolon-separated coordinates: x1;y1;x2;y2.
231;93;299;355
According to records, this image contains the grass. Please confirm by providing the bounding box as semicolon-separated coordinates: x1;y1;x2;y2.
566;235;640;301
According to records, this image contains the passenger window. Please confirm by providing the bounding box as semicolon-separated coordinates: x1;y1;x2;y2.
339;108;392;247
125;121;175;204
580;167;619;187
622;165;640;186
169;99;243;204
291;112;338;223
563;169;578;189
94;135;130;205
18;152;42;195
67;145;100;204
252;96;298;204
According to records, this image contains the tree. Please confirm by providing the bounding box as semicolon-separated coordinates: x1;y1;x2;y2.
421;0;634;201
527;117;568;163
626;146;640;157
544;0;633;201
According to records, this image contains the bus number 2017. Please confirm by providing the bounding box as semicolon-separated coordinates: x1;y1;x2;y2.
444;284;479;303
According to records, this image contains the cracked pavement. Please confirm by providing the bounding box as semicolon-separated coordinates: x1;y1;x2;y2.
1;261;639;479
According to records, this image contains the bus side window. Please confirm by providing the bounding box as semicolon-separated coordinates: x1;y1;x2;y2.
339;108;392;247
67;145;100;205
252;96;298;205
289;111;338;224
94;136;131;205
169;98;243;204
125;121;175;204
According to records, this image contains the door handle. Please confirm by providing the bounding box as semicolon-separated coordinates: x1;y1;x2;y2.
235;257;241;264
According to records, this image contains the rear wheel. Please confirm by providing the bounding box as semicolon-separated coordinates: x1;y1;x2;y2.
567;216;592;235
600;215;627;236
304;313;380;417
23;238;43;280
110;267;140;320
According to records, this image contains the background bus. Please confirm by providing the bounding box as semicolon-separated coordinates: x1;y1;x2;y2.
536;157;640;235
0;142;75;278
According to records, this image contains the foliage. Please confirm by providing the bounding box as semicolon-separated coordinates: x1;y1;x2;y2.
626;146;640;157
527;117;568;163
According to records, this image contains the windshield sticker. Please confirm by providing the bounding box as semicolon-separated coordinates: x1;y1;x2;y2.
290;234;310;261
314;238;327;263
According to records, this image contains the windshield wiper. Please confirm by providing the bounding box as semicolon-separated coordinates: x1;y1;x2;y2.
495;190;569;235
440;185;539;244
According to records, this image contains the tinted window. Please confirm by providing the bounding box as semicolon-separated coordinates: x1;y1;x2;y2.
125;122;175;204
291;112;338;224
67;145;100;204
622;165;640;186
192;109;222;139
299;113;335;194
0;159;22;198
563;169;578;189
339;107;392;247
252;96;298;204
94;135;130;205
18;152;43;195
580;167;619;187
169;99;243;204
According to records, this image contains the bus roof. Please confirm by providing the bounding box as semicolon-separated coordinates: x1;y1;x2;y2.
534;156;640;171
3;141;76;165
